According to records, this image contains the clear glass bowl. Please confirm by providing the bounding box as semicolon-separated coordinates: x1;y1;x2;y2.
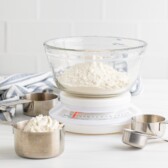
44;36;147;97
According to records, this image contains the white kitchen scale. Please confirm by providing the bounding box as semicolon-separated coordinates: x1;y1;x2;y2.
50;91;141;134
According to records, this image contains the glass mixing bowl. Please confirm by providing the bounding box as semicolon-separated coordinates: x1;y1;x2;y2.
44;36;147;97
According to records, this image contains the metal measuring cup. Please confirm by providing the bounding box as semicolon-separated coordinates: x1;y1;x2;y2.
1;120;65;159
0;93;58;116
122;129;168;148
131;114;168;137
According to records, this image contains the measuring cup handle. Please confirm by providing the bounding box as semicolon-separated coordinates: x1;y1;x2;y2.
0;99;31;108
0;120;13;126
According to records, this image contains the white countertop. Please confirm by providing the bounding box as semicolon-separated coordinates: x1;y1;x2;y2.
1;79;168;168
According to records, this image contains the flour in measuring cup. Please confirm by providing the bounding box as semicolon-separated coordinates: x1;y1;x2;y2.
57;62;129;94
23;115;59;132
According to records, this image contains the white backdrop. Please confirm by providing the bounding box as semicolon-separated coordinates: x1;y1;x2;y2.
0;0;168;78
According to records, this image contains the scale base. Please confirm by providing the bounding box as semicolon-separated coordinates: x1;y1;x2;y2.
50;104;141;134
65;122;130;135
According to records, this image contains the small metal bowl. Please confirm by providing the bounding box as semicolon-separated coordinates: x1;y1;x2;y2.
13;120;65;159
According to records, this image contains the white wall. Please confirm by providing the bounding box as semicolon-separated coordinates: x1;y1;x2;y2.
0;0;168;78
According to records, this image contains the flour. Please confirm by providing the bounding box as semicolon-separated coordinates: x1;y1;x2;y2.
23;115;59;132
58;62;129;95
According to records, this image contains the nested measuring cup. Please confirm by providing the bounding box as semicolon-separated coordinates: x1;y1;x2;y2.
131;114;168;137
122;129;168;148
0;93;58;116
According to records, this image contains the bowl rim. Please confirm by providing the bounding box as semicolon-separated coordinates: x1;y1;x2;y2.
43;36;147;52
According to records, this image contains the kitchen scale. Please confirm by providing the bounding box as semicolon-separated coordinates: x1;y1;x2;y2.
44;36;147;134
49;91;141;134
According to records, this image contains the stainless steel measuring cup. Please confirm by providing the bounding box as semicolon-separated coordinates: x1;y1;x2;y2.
131;114;168;137
0;93;58;116
122;129;168;148
1;120;65;159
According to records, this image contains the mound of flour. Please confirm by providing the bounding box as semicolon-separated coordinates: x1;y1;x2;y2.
58;62;129;93
23;115;59;132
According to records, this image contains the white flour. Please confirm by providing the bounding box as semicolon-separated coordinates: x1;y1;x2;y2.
23;115;59;132
58;62;129;94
